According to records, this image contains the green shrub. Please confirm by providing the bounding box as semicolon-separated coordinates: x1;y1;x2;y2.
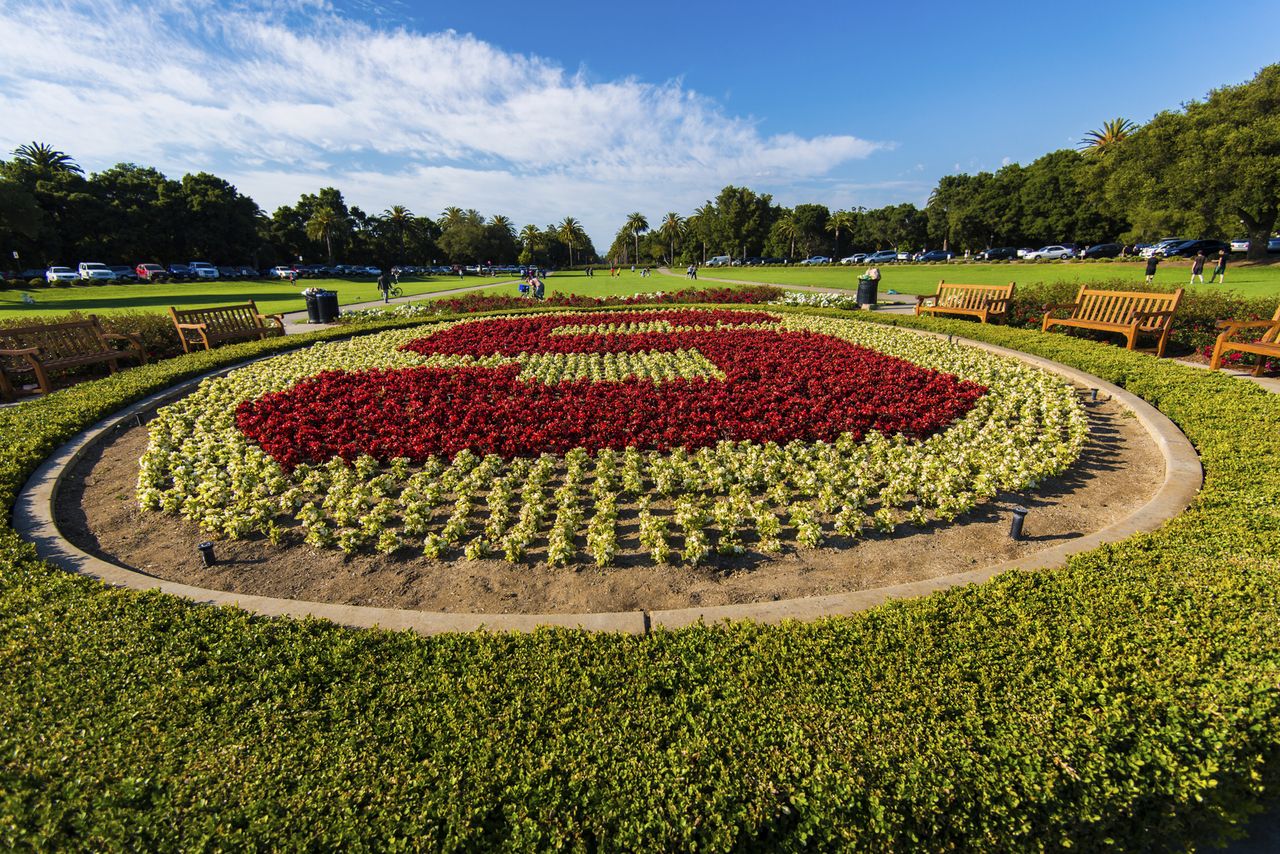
0;306;1277;849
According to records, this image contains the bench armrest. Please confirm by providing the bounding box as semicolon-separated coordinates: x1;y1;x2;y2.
258;314;285;329
1214;318;1280;334
0;346;43;358
915;294;938;306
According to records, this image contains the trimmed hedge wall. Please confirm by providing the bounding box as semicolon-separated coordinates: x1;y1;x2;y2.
1;307;1279;850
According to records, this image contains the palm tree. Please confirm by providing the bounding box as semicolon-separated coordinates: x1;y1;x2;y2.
439;206;464;229
1079;118;1138;154
519;223;542;248
776;214;801;259
691;203;715;264
383;205;414;261
825;210;855;258
558;217;585;266
12;142;82;177
624;212;649;266
658;212;685;265
306;206;344;262
489;214;515;240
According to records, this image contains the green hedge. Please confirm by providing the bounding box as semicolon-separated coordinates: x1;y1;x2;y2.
1;307;1279;850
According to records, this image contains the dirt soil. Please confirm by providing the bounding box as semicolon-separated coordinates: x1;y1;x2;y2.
58;392;1163;614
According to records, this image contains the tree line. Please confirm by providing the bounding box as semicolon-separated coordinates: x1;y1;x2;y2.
0;149;599;271
3;64;1275;270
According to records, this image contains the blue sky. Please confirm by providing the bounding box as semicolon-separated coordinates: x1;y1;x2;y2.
2;0;1277;246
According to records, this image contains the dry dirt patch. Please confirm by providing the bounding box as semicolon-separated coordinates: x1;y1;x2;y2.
57;392;1161;615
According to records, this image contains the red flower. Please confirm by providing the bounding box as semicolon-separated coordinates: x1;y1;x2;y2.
237;312;986;468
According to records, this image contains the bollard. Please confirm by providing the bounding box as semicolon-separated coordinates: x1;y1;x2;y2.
198;541;216;566
1090;388;1099;403
1009;505;1029;540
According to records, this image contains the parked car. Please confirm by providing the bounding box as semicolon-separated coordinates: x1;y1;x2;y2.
45;266;79;283
839;254;869;265
1140;238;1188;258
1023;245;1075;261
78;262;116;282
188;261;219;279
975;247;1019;261
216;266;239;280
167;263;192;281
1082;243;1124;259
916;250;955;263
136;263;168;282
705;255;732;267
238;266;258;278
864;250;901;265
1230;238;1250;252
1165;239;1232;258
1271;237;1280;254
270;266;295;279
107;265;138;282
798;256;831;265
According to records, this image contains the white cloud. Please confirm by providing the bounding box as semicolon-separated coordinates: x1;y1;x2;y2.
0;0;886;242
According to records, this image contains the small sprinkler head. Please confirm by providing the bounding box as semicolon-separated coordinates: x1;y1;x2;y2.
1009;505;1029;541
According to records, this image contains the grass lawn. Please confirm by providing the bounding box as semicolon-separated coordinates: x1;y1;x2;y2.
462;270;708;300
684;260;1280;300
0;275;492;320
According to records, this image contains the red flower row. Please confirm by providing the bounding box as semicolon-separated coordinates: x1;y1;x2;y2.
236;313;986;467
426;285;783;315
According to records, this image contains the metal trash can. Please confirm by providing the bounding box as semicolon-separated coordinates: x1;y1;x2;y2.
856;277;878;309
305;290;339;323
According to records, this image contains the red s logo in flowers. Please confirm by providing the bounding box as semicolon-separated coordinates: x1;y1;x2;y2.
235;310;985;467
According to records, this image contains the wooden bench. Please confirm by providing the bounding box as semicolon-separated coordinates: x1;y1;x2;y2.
170;301;285;353
915;280;1015;324
1041;286;1183;358
1210;303;1280;376
0;316;147;400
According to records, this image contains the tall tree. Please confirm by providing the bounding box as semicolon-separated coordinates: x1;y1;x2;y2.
1079;118;1138;155
305;206;344;262
657;212;684;265
558;217;585;266
825;209;855;258
11;142;83;179
383;205;414;262
1105;64;1280;259
624;212;649;265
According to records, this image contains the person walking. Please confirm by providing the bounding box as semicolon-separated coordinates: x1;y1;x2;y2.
533;277;545;300
377;270;391;303
1190;251;1207;284
1209;249;1228;284
1144;253;1160;284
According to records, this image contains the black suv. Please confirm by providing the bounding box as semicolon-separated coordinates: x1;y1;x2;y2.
976;247;1018;261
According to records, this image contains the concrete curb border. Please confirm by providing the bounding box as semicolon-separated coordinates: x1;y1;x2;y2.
12;324;1202;636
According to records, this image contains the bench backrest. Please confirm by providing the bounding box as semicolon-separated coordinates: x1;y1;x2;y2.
170;301;265;335
0;317;110;362
934;280;1015;311
1072;287;1183;329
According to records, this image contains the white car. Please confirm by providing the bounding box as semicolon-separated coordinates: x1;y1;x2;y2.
1023;245;1075;261
798;256;831;265
271;266;295;279
1139;238;1187;259
78;262;116;281
1230;238;1250;253
839;254;868;265
188;261;219;279
46;266;79;283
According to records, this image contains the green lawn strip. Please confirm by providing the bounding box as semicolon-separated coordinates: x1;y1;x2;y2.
0;276;480;320
696;261;1280;299
0;307;1278;849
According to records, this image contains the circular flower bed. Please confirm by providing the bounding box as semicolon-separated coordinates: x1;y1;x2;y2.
138;309;1088;567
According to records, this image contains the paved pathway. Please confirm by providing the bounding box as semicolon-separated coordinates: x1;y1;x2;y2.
280;279;518;333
